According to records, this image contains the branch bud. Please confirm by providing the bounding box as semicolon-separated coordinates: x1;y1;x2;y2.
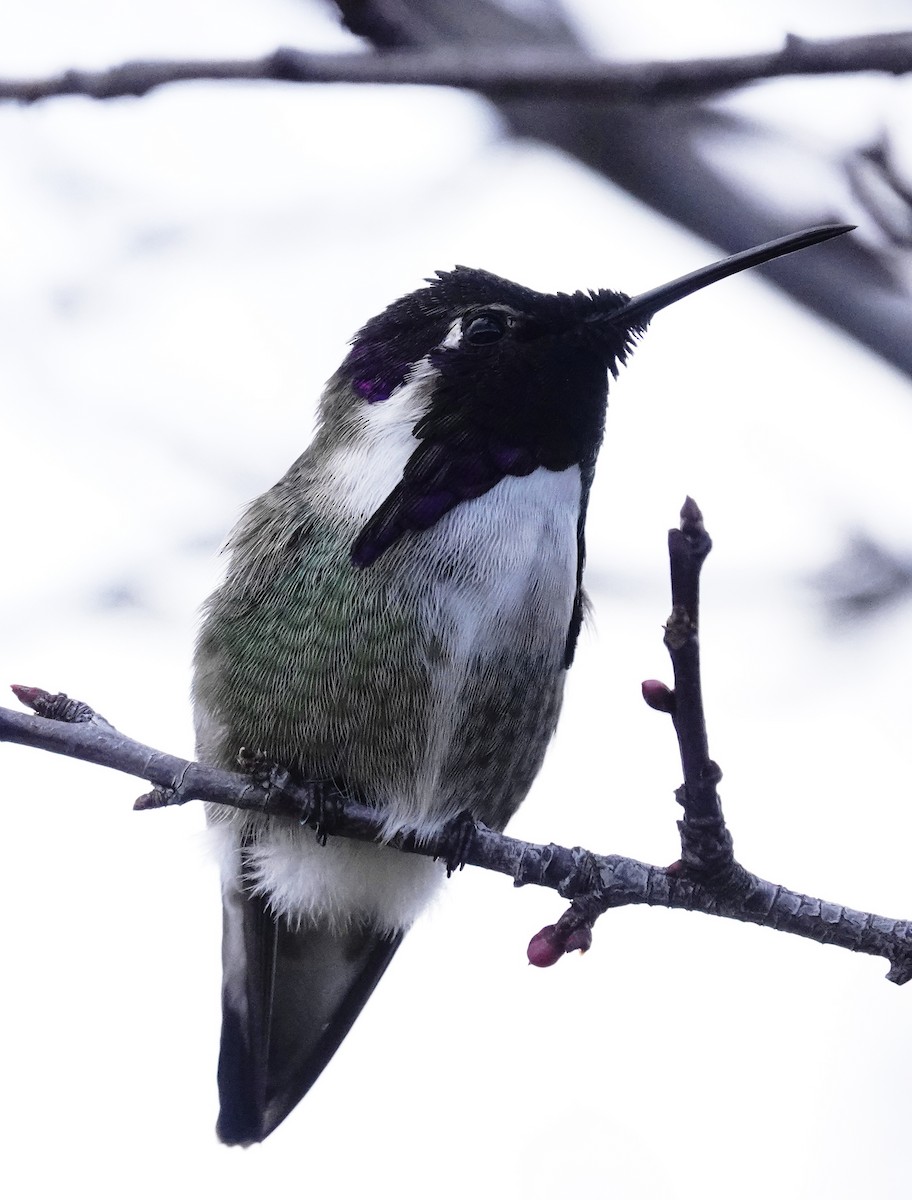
527;925;565;968
641;679;676;713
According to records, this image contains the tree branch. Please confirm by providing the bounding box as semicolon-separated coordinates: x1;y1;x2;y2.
3;502;911;985
2;31;912;105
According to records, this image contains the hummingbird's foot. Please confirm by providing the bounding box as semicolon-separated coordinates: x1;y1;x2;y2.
236;747;303;819
436;809;478;877
309;786;346;847
236;747;343;838
236;746;284;788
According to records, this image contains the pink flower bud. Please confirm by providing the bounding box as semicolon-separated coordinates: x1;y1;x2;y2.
527;925;564;968
641;679;676;713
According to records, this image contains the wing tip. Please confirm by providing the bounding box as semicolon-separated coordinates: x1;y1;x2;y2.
216;1118;262;1148
216;1068;306;1146
216;1103;290;1147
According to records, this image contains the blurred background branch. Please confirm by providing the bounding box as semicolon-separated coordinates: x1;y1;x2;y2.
334;0;912;380
4;30;912;104
3;1;909;385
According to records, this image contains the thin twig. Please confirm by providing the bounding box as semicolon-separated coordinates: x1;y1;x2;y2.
2;31;912;105
661;497;740;883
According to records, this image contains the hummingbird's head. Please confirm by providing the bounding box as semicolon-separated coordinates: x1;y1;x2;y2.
344;267;638;475
327;224;852;566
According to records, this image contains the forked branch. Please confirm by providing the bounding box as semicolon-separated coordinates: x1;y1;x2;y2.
2;502;910;983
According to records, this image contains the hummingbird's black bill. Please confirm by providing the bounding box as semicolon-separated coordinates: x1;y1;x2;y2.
607;223;855;326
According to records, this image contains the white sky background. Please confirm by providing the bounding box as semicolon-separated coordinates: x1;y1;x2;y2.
2;1;912;1196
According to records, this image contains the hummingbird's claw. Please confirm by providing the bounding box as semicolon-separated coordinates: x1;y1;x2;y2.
436;809;478;877
309;786;345;846
236;746;281;787
236;747;344;841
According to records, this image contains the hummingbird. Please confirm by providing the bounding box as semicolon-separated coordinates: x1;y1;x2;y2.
192;223;852;1145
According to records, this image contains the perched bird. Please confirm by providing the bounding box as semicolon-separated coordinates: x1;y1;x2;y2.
193;223;852;1144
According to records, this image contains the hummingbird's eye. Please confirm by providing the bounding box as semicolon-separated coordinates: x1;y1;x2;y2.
462;311;508;346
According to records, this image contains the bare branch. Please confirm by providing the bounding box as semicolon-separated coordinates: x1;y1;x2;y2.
3;500;911;984
660;497;739;884
3;691;909;980
2;31;912;105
